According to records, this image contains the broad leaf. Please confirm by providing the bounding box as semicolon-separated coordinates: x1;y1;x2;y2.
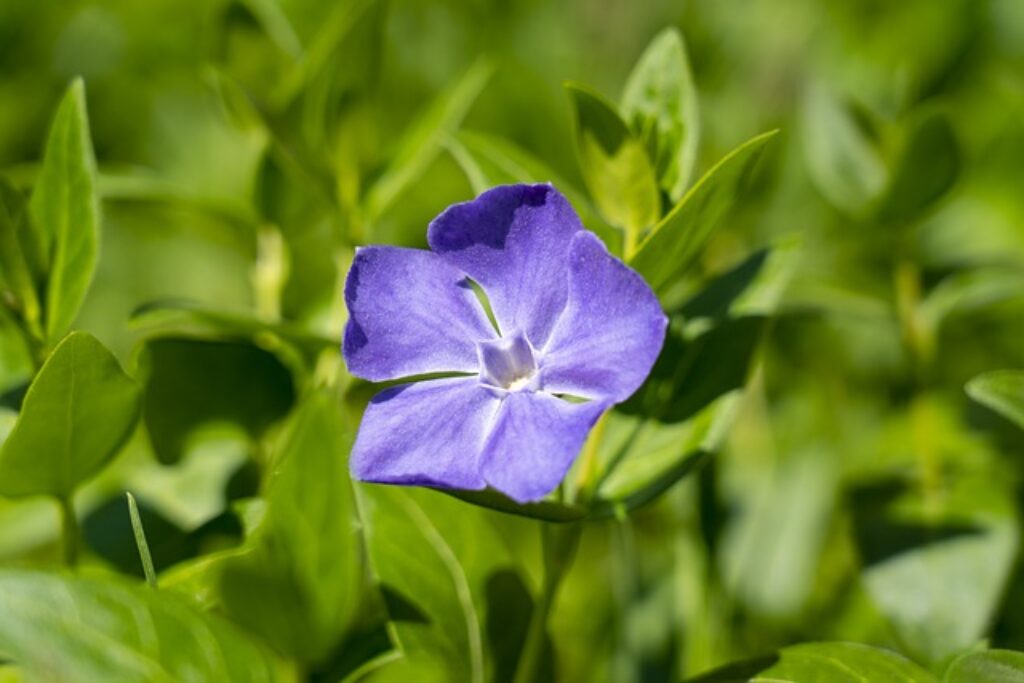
967;370;1024;431
629;131;777;294
876;110;959;224
217;392;363;665
366;60;492;221
852;474;1019;664
358;486;523;682
801;84;888;215
944;650;1024;683
686;642;936;682
28;79;100;343
0;571;287;681
0;332;140;499
565;83;661;233
621;27;700;201
138;337;296;465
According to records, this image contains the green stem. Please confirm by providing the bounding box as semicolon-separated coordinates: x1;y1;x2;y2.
59;496;79;567
126;492;158;588
513;522;582;683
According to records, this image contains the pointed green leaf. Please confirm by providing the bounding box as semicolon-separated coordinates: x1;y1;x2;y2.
876;110;959;224
686;642;936;682
944;650;1024;683
566;83;660;233
0;332;140;499
0;571;288;681
366;60;492;221
967;370;1024;431
0;179;41;332
217;392;363;665
621;27;700;201
28;79;100;343
629;131;777;294
801;84;888;215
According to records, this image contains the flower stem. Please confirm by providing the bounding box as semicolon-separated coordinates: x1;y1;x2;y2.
59;496;79;567
513;522;582;683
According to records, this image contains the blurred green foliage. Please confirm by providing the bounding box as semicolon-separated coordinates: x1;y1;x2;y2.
0;0;1023;681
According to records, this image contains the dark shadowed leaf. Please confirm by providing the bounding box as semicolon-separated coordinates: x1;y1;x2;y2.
621;27;700;201
0;179;41;334
876;110;959;224
0;332;140;498
686;642;936;682
565;83;661;233
138;336;296;465
0;571;288;681
629;131;777;294
966;371;1024;431
28;79;100;344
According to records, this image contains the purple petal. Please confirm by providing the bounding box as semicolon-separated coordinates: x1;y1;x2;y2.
427;184;584;348
540;232;668;402
343;246;496;381
350;377;499;489
481;392;608;503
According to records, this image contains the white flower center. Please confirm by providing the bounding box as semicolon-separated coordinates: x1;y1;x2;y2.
477;331;539;392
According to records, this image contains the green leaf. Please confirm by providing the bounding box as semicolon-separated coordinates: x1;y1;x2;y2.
444;130;619;251
565;83;661;233
920;269;1024;334
876;110;959;224
966;370;1024;431
358;486;522;682
366;60;492;222
138;337;296;465
852;474;1020;664
621;27;700;201
628;131;777;294
801;84;888;215
28;79;100;343
686;642;937;682
217;392;363;665
0;179;41;333
0;332;140;499
944;650;1024;683
0;570;288;681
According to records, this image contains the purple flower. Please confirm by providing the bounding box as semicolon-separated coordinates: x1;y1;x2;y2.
344;184;667;503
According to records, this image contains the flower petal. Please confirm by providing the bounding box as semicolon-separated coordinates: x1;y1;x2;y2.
343;246;496;381
350;377;499;489
481;392;608;503
540;231;668;402
427;184;583;348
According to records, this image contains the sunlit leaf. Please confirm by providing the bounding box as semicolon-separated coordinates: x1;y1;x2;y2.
686;642;936;682
565;83;661;234
967;370;1024;431
0;332;140;499
629;131;777;294
28;79;100;344
0;571;288;681
217;391;363;665
621;27;700;201
944;649;1024;683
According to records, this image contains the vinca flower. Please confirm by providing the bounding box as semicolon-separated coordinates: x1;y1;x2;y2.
344;184;667;503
